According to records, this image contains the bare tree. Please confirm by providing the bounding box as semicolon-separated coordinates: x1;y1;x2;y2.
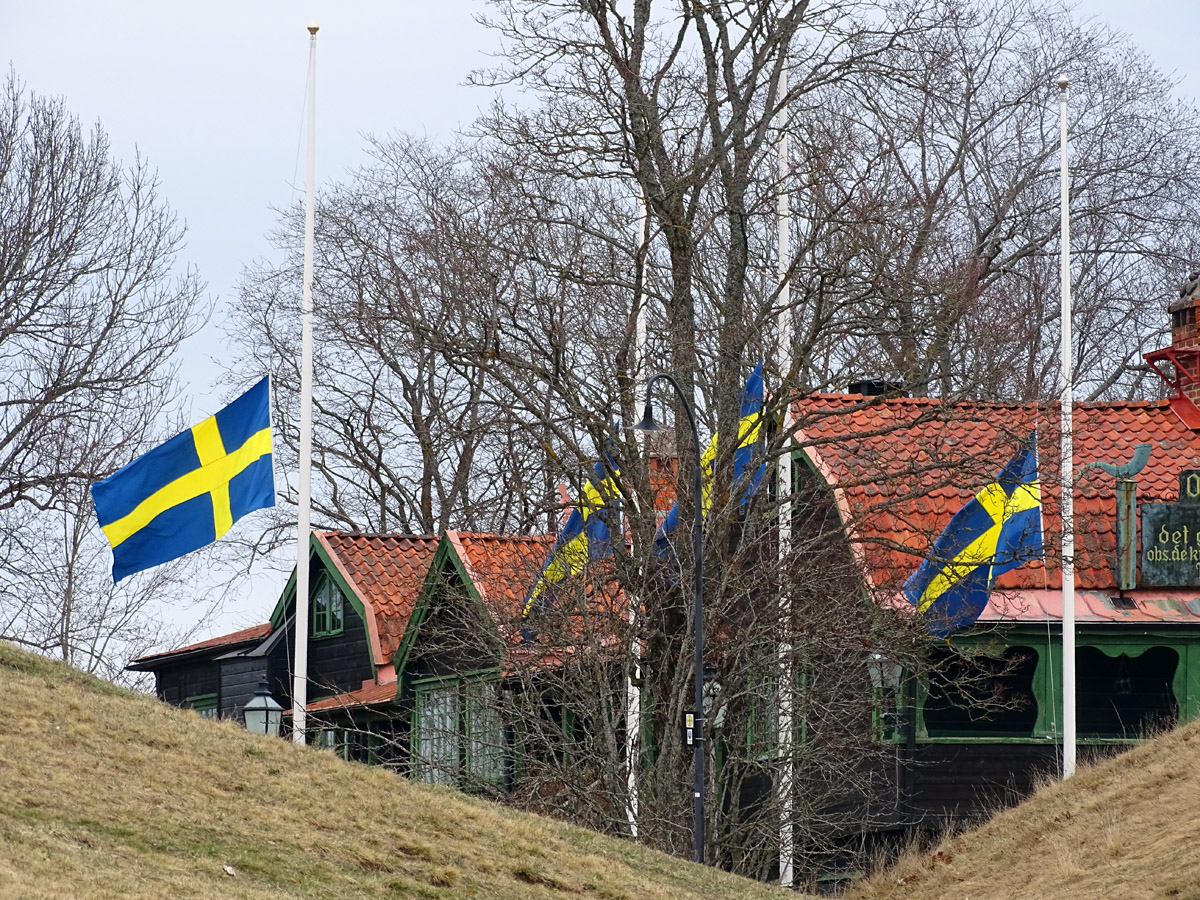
464;0;933;873
0;72;208;675
3;480;217;688
231;124;676;550
791;0;1200;400
231;135;568;548
226;0;1200;880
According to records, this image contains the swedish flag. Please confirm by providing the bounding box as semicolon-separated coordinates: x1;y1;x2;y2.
655;362;766;556
522;455;620;622
903;437;1043;637
91;377;275;582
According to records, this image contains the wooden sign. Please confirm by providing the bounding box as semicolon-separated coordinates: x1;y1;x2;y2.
1182;469;1200;502
1141;501;1200;586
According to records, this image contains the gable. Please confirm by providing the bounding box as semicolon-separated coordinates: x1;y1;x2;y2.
268;531;439;670
791;394;1200;621
392;531;558;676
396;535;502;680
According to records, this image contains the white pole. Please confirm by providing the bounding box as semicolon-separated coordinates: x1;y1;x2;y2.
626;194;649;836
775;64;795;889
1057;74;1076;778
292;21;318;745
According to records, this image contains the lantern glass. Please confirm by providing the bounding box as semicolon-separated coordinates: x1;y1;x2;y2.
866;651;903;692
243;682;283;737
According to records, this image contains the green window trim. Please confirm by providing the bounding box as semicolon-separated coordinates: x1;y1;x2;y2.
312;576;345;638
313;727;351;760
465;680;504;781
411;673;504;787
711;668;810;768
910;635;1198;745
186;692;218;719
746;674;778;760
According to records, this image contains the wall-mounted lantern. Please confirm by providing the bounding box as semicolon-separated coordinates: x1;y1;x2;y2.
243;682;283;737
866;651;903;693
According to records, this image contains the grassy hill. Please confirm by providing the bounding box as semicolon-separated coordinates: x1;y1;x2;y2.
849;721;1200;900
0;642;787;900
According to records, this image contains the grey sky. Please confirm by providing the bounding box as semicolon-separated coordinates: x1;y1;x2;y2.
7;0;1194;408
6;1;495;409
4;0;1197;637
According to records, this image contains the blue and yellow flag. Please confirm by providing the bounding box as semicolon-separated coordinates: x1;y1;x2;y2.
521;455;621;622
655;362;766;557
91;376;275;582
903;437;1043;637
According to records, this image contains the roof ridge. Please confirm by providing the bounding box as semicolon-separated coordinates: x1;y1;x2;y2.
800;394;1171;411
320;530;440;542
452;531;552;541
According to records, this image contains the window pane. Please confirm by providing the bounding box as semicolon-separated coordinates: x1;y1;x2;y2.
925;647;1038;738
1077;646;1178;738
312;579;343;636
331;590;344;633
187;693;218;719
467;681;503;782
416;686;459;785
313;580;328;634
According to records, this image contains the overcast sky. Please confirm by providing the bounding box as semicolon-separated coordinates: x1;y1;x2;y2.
8;0;1194;411
6;1;497;413
5;0;1198;635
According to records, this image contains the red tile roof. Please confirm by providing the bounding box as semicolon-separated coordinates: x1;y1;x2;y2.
648;457;679;517
444;532;628;651
289;680;398;715
133;532;553;672
129;623;271;666
448;532;553;624
316;531;440;663
793;393;1200;623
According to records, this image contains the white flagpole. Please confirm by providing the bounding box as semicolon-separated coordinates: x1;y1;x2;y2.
1057;74;1076;778
775;64;795;889
626;193;649;837
292;21;318;745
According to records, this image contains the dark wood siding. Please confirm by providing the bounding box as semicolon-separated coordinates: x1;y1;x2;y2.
906;744;1057;821
902;743;1120;825
268;593;375;709
220;658;269;721
405;563;501;683
309;601;374;696
156;661;219;708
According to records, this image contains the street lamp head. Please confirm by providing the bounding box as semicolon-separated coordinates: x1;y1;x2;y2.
243;681;284;737
631;399;667;433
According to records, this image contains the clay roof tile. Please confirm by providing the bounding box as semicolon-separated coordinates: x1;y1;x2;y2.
792;395;1200;620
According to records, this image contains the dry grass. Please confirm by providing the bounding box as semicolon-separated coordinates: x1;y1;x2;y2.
849;722;1200;900
0;642;789;900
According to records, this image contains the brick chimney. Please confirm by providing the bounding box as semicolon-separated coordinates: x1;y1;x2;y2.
1145;271;1200;427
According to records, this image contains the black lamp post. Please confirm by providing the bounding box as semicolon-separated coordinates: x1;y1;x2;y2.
632;372;706;864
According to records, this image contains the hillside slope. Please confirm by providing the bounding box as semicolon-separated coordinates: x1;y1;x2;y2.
850;720;1200;900
0;643;786;900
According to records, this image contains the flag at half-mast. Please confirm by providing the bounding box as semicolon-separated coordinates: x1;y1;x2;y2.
903;436;1044;637
655;362;767;557
91;376;276;582
522;453;621;621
